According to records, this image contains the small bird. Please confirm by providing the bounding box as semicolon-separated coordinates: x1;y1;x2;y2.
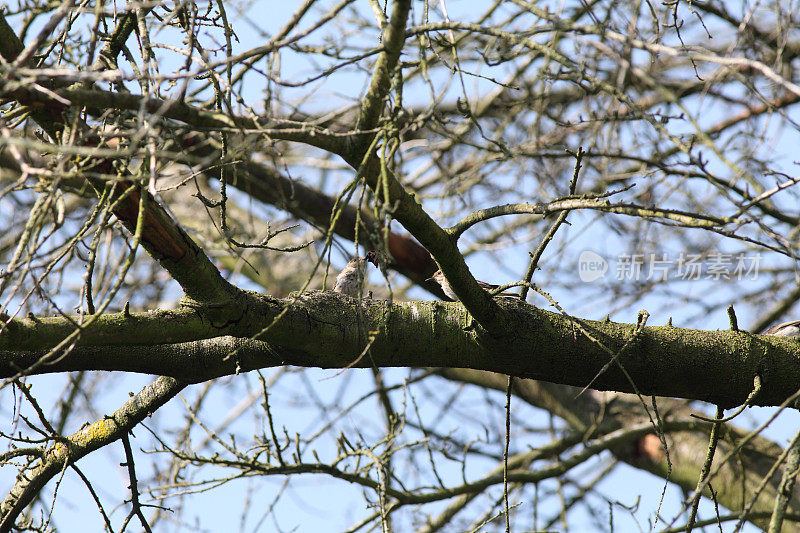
762;319;800;338
426;269;518;301
333;251;379;298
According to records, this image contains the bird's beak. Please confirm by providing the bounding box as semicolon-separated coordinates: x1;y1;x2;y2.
425;276;434;282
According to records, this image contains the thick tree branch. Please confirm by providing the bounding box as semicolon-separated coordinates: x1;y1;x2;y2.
1;294;799;408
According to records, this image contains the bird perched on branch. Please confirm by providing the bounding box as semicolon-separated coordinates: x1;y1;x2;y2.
333;251;379;298
426;269;518;301
762;319;800;338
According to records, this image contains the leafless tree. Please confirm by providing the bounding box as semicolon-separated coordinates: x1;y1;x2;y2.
2;0;800;530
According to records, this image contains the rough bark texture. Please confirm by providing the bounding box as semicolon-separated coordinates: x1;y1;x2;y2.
2;293;797;408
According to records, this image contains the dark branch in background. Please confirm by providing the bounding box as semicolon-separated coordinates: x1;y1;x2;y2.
0;22;445;297
435;369;797;532
0;14;236;305
178;132;443;295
